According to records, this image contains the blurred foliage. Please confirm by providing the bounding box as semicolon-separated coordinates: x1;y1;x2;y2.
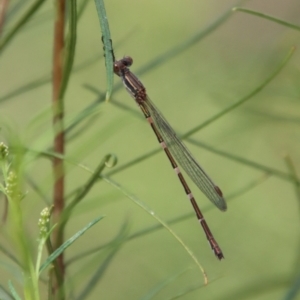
0;0;299;299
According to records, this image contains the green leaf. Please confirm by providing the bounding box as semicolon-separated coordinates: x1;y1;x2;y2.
94;0;114;101
39;216;105;274
233;7;300;31
76;246;121;300
101;175;208;284
8;280;21;300
0;0;47;54
58;0;77;100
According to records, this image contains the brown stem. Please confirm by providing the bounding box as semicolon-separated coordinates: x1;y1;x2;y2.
52;0;66;298
0;0;9;37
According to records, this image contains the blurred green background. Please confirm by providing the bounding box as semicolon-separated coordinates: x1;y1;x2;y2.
1;0;300;299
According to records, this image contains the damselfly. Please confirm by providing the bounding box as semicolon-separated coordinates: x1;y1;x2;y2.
113;55;226;260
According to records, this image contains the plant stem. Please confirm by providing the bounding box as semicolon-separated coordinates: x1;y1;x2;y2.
0;0;9;37
52;0;66;298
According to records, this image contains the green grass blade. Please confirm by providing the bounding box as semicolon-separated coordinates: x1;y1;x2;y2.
182;46;295;139
78;0;91;19
0;0;47;54
26;174;50;205
222;276;290;300
59;0;77;100
0;29;131;106
8;281;21;300
283;274;300;300
65;154;116;213
126;174;269;243
233;7;300;31
187;138;298;184
0;76;50;104
64;91;105;136
39;216;104;275
101;175;208;285
0;244;22;268
94;0;114;101
75;246;121;300
54;154;114;242
135;0;243;77
83;84;141;119
0;283;13;300
66;219;130;266
284;155;300;206
54;162;207;283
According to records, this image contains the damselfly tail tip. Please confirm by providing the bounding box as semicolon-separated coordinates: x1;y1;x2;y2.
209;240;224;260
216;251;224;260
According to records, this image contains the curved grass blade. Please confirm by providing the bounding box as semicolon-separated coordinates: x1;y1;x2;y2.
233;7;300;31
100;175;208;284
36;137;210;271
94;0;114;101
65;175;267;266
127;174;269;243
39;216;104;275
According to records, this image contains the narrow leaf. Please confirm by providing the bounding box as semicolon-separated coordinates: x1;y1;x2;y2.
94;0;114;101
59;0;77;100
8;281;21;300
39;216;104;274
0;0;47;54
233;7;300;31
101;175;208;284
76;246;121;300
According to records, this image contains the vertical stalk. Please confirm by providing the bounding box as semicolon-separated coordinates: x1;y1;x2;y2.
52;0;65;298
0;0;9;36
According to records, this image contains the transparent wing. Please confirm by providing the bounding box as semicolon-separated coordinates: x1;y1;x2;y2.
143;95;227;211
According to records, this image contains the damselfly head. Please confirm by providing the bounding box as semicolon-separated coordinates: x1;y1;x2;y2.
122;56;133;67
113;56;133;76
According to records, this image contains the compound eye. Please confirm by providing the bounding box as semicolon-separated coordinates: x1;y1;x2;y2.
123;56;133;67
113;62;120;73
